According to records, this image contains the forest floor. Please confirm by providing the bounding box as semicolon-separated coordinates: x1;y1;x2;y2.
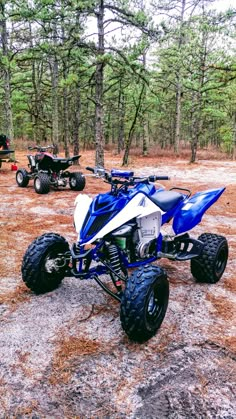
0;149;236;418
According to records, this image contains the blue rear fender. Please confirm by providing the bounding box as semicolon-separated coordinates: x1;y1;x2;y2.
172;187;225;235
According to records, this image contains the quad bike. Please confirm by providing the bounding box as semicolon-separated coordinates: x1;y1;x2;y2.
0;134;14;168
16;145;86;194
21;167;228;342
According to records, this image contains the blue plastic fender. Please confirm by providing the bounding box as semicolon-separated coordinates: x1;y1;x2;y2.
172;187;225;235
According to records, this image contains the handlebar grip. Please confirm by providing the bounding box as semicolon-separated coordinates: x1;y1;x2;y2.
157;176;170;180
86;166;95;173
149;175;170;182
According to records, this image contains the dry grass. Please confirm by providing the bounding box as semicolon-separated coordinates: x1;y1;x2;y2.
219;336;236;353
107;144;230;161
50;334;103;384
0;283;30;308
7;400;40;417
206;293;235;320
223;276;236;293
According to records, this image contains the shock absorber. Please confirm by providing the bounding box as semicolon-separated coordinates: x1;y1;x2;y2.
107;244;123;291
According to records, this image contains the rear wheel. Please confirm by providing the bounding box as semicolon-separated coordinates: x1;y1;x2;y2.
191;233;228;283
34;173;50;194
120;265;169;342
69;172;86;191
16;169;29;187
22;233;70;294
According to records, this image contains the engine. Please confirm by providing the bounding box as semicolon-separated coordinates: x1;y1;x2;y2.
111;222;157;261
135;240;156;258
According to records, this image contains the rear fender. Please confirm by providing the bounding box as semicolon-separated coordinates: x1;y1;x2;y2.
173;187;225;235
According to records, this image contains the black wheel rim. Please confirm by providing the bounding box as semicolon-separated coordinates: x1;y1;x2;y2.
216;246;227;276
146;284;163;329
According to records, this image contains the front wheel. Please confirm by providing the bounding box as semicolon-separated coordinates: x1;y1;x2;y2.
22;233;70;294
16;168;30;187
69;172;86;191
34;173;50;194
191;233;228;283
120;265;169;343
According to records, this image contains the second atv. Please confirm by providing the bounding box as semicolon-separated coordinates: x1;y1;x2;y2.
16;145;86;194
0;134;14;168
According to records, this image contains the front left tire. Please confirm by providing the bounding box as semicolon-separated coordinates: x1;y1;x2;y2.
120;265;169;343
22;233;70;294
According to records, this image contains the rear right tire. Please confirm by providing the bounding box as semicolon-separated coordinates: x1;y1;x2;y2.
191;233;228;283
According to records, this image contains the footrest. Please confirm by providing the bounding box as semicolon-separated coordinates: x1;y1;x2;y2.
174;236;203;261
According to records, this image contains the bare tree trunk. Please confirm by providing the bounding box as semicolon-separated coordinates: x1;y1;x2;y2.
0;9;14;156
49;21;59;149
142;49;149;156
117;83;125;154
174;78;182;154
63;83;69;157
73;85;80;160
232;112;236;160
3;65;14;141
29;23;41;144
62;56;69;157
95;0;105;167
122;84;145;166
190;97;199;163
83;101;90;150
190;92;203;163
189;7;207;164
105;110;111;145
50;54;59;148
174;0;186;155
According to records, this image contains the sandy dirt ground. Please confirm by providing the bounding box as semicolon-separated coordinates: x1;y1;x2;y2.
0;149;236;418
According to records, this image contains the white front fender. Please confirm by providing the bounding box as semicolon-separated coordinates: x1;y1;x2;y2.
74;194;93;237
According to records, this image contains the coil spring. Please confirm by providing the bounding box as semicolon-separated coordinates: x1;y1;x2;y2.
107;244;123;288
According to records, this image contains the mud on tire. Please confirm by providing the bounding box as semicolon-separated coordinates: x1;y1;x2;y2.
22;233;70;294
120;265;169;343
69;172;86;191
191;233;228;283
16;168;30;187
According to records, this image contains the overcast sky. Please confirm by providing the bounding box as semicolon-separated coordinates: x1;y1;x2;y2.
214;0;235;10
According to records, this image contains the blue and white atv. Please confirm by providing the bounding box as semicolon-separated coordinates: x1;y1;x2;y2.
22;167;228;342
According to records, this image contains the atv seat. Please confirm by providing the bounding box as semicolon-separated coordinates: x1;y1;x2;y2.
52;155;81;164
150;190;184;212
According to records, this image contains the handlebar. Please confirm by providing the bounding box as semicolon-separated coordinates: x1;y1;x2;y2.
86;166;107;177
86;166;170;184
86;166;95;173
28;145;55;152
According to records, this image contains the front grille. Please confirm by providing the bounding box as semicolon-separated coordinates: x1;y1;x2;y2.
87;213;111;236
88;214;109;236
